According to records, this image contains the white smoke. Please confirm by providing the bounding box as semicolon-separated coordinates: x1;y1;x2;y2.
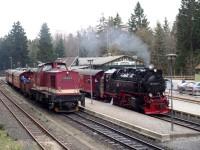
79;27;150;65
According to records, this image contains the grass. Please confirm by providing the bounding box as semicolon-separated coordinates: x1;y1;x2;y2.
0;124;4;130
195;74;200;81
0;125;22;150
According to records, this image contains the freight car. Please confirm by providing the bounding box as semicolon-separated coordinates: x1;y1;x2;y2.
75;67;169;114
5;62;85;112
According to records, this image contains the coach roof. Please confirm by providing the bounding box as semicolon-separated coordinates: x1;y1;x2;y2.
75;69;103;76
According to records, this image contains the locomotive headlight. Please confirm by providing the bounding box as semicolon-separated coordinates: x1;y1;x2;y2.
149;64;154;70
149;93;153;97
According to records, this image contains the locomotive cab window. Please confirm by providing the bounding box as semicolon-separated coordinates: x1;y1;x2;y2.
57;64;67;70
43;64;52;71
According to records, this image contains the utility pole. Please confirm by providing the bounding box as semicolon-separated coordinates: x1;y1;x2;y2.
9;57;12;69
167;53;177;131
87;59;94;104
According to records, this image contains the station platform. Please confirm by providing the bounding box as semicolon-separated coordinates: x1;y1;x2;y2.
173;98;200;117
173;92;200;103
81;98;199;142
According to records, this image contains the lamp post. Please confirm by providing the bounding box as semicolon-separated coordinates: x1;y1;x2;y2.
167;53;177;131
9;57;12;69
88;59;94;104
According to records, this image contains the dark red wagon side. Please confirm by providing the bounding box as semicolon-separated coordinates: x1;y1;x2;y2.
75;69;104;98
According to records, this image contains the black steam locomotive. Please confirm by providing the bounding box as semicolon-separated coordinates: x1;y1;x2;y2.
105;67;166;96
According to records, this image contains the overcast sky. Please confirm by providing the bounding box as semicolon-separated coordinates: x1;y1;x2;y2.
0;0;181;39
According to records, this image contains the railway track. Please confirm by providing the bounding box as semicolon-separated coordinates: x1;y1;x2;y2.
154;112;200;132
64;112;164;150
172;95;200;104
166;90;200;104
0;81;70;150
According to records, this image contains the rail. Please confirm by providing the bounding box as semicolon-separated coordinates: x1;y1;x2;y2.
154;111;200;132
0;80;70;150
64;112;164;150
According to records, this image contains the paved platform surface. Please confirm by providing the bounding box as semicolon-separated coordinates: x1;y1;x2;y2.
82;98;199;142
173;92;200;102
173;98;200;116
165;92;200;116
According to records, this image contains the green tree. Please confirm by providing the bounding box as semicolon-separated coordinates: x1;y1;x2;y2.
96;14;107;34
176;0;199;75
135;28;153;50
152;22;167;73
163;18;170;33
37;23;54;62
113;13;122;28
8;21;28;67
0;37;11;69
163;18;174;54
128;2;149;32
28;39;39;66
55;38;65;58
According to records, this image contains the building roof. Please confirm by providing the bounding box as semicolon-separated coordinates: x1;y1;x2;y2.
78;55;123;65
74;69;103;76
77;55;142;66
57;55;143;68
70;66;88;70
56;57;78;67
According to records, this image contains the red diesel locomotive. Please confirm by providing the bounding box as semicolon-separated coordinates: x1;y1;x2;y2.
75;67;169;114
6;62;85;112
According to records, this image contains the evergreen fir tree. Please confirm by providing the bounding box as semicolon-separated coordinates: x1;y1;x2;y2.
55;38;65;58
128;2;149;32
8;21;28;67
113;13;122;28
152;22;167;73
37;23;54;62
176;0;198;74
163;17;170;33
0;37;12;69
28;39;39;66
96;14;107;33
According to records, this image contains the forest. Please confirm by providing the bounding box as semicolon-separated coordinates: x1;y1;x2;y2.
0;0;199;75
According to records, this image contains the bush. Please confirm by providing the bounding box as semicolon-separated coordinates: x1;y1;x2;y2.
0;124;4;130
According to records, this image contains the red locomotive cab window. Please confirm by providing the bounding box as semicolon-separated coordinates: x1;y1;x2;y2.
43;64;52;71
50;75;56;88
57;64;67;70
